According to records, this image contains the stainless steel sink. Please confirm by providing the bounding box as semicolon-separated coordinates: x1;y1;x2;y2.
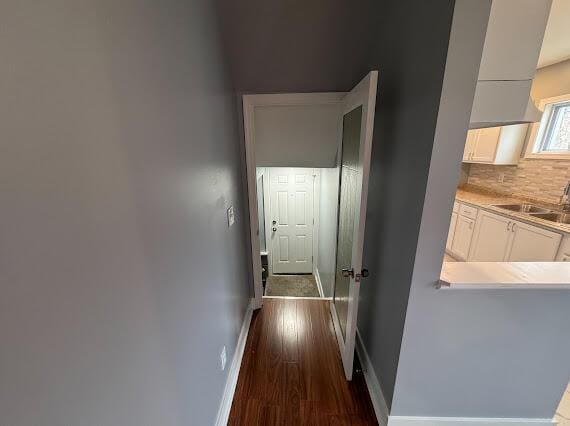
530;212;570;224
493;203;551;214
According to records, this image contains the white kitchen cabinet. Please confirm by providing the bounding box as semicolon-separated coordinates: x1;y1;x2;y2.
446;211;458;252
506;221;562;261
451;215;476;261
469;210;512;261
463;131;478;162
472;126;502;162
463;124;528;165
556;236;570;262
469;210;563;261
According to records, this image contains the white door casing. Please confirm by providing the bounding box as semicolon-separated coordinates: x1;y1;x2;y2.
330;71;378;381
269;168;314;274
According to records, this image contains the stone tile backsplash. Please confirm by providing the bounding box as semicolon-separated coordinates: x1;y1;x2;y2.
467;158;570;205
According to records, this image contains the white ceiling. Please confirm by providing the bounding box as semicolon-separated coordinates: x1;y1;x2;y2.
537;0;570;68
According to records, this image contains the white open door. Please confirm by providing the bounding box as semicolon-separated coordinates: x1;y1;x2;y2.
330;71;378;380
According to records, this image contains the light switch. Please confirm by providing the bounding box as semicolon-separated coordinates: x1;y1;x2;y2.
227;206;235;227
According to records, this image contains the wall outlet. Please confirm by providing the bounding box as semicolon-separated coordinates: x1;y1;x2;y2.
220;346;227;371
227;206;235;227
498;173;505;184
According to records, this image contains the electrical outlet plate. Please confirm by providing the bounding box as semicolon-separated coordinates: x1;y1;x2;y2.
220;346;227;371
227;206;235;227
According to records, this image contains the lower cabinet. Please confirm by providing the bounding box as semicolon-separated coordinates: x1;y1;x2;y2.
507;220;562;261
468;210;562;261
469;211;511;261
451;214;475;260
446;211;458;252
556;236;570;261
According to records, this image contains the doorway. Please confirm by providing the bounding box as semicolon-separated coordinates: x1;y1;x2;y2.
258;167;322;298
243;71;378;380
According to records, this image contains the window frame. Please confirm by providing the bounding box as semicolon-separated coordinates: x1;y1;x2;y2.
525;93;570;160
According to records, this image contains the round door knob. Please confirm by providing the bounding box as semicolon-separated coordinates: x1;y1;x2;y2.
361;269;369;278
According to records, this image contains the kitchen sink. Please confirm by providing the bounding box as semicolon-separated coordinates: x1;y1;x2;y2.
493;203;551;214
530;212;570;224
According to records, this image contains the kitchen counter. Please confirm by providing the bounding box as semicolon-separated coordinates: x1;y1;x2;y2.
455;186;570;234
440;262;570;289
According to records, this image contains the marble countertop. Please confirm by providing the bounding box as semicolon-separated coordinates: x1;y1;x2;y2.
440;262;570;289
455;187;570;234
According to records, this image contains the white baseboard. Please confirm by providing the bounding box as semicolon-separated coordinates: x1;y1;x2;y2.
314;267;325;298
388;416;555;426
355;329;390;426
215;299;254;426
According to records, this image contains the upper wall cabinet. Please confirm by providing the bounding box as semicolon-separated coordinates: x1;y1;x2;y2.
462;123;528;165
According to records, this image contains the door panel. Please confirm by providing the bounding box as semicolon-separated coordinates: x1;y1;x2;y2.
270;168;314;274
330;71;378;380
450;215;475;261
334;142;360;340
506;221;562;261
468;211;511;261
472;126;500;163
446;211;458;252
463;130;478;161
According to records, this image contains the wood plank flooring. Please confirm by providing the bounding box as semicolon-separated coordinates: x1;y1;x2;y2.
229;298;378;425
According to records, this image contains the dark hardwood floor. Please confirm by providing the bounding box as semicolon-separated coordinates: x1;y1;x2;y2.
228;298;378;425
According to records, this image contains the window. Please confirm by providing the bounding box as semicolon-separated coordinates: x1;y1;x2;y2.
527;94;570;158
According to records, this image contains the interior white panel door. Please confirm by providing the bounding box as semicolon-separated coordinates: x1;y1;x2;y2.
468;211;511;261
506;220;562;261
269;168;314;274
330;71;378;381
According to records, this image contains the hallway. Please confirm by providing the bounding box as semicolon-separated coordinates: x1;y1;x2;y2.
228;299;377;425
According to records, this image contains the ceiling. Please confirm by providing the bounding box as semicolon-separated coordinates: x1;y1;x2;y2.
537;0;570;68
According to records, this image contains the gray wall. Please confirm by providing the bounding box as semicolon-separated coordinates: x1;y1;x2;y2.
0;1;251;425
356;0;458;409
391;0;570;419
254;104;341;167
317;168;341;298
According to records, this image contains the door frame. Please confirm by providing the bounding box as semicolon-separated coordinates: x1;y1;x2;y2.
243;93;345;309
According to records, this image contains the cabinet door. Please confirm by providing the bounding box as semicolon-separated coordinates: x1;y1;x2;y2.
472;126;501;163
463;130;478;161
446;211;458;252
468;211;511;261
451;215;475;260
506;220;562;261
556;237;570;262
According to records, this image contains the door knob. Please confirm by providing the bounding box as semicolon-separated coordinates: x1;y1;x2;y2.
361;269;369;278
341;268;354;278
272;220;277;225
272;227;277;232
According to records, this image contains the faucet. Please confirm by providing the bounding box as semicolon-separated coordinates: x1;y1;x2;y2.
561;181;570;212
